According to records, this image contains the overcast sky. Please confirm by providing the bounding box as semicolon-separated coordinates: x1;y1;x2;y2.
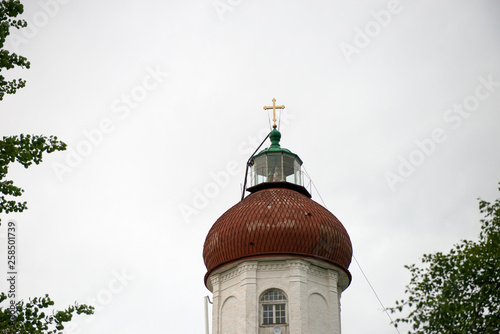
1;0;500;333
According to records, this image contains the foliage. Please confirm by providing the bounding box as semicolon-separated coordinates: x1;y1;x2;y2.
0;134;66;214
0;3;92;334
389;186;500;333
0;293;94;334
0;0;66;216
0;0;30;101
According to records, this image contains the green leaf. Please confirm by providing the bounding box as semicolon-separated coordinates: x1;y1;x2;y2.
388;183;500;333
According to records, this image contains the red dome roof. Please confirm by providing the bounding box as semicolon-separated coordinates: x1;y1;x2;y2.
203;187;352;286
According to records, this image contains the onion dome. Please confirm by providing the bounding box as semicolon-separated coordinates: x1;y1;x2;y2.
202;128;353;288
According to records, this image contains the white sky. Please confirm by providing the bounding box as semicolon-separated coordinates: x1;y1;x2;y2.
1;0;500;333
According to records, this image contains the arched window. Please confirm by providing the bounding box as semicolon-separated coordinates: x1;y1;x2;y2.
260;289;287;325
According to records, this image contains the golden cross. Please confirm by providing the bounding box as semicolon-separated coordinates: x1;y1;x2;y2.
263;98;285;128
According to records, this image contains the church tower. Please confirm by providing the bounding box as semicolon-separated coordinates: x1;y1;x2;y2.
203;100;353;334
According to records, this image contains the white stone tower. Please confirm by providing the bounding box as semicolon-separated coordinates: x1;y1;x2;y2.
203;101;352;334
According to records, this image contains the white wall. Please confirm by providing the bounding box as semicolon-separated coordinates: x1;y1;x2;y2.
208;257;349;334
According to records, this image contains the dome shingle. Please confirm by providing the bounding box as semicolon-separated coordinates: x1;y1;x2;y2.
203;187;352;286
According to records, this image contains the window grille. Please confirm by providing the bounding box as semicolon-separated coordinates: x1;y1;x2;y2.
260;289;287;325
